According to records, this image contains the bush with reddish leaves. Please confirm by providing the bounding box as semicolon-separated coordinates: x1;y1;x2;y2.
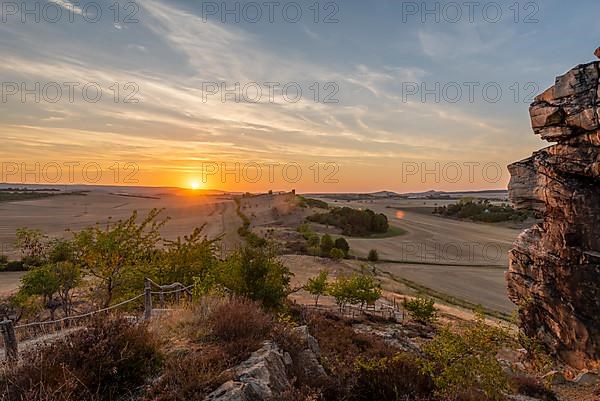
1;317;162;401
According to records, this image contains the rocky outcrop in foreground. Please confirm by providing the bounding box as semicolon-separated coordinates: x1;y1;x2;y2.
507;50;600;369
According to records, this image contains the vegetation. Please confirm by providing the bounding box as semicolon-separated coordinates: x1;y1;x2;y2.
1;317;162;401
234;197;267;247
215;246;292;309
298;224;351;259
0;189;86;203
329;269;382;310
305;270;329;306
403;295;437;324
307;207;389;237
297;196;329;209
433;199;530;223
367;248;379;262
421;312;511;401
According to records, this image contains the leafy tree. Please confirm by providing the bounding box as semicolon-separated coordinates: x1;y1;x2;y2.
17;261;81;319
307;233;320;248
367;249;379;262
320;234;334;256
404;296;437;324
330;248;345;260
160;225;220;286
15;228;49;266
218;246;292;308
421;312;510;400
73;209;167;307
334;237;350;256
19;265;61;319
305;270;329;306
329;270;382;311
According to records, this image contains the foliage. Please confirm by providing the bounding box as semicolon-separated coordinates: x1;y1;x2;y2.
330;248;345;260
354;353;435;401
307;207;389;236
433;199;530;223
320;234;334;255
298;196;329;209
367;248;379;262
509;375;558;401
305;270;329;306
217;246;293;308
160;226;220;287
17;261;81;319
207;297;273;343
72;208;167;307
329;270;382;310
334;237;350;256
15;228;48;266
421;312;510;401
0;317;162;401
404;296;437;324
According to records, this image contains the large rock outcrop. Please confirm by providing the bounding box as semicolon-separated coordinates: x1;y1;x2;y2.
507;51;600;369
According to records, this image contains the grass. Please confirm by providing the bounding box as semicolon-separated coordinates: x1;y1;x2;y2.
365;225;407;238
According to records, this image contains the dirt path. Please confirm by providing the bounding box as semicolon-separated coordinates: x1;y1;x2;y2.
0;272;25;296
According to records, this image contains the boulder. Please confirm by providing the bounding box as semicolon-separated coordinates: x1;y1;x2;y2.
204;342;290;401
291;326;327;382
541;370;567;385
507;50;600;369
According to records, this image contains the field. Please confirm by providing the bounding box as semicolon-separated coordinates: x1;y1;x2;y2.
0;189;244;258
0;190;520;317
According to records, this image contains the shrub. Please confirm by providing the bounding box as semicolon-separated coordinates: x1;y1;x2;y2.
217;246;292;308
509;375;558;401
330;248;345;260
354;353;435;400
1;317;162;401
307;207;388;236
404;296;437;324
367;249;379;262
207;297;273;344
421;313;510;401
334;237;350;256
3;260;25;271
320;234;334;255
328;270;381;310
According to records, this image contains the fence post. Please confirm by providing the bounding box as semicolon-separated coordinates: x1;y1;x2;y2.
1;319;18;363
144;278;152;320
159;291;165;309
175;284;181;304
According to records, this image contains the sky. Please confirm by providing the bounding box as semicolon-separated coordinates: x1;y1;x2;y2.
0;0;599;193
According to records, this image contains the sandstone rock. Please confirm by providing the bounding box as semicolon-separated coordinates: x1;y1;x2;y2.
291;326;327;383
204;342;290;401
595;47;600;59
573;370;600;386
507;53;600;370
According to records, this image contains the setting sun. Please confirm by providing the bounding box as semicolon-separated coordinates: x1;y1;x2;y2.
190;181;202;190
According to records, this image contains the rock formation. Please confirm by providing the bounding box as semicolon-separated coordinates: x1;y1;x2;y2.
507;50;600;369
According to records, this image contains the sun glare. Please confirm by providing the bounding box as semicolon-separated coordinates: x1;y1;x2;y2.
190;181;201;190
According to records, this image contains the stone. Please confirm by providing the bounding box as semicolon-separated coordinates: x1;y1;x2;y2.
507;52;600;370
573;371;600;386
291;326;327;383
595;47;600;59
204;342;290;401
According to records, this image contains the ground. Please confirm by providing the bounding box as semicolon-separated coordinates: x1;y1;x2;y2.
0;190;519;318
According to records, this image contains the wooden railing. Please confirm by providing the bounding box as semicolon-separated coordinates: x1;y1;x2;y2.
0;278;193;364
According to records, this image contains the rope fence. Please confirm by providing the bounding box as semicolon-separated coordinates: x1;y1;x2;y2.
0;278;193;365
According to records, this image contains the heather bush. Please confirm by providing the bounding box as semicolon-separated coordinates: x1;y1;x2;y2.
1;317;162;401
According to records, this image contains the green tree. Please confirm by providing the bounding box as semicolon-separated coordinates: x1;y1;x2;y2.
320;234;334;256
19;265;60;319
334;237;350;256
367;249;379;262
329;270;381;311
73;209;167;307
218;246;292;308
18;261;81;319
404;295;437;324
305;270;329;306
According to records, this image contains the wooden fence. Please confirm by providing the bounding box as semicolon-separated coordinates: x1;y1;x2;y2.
0;278;193;364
